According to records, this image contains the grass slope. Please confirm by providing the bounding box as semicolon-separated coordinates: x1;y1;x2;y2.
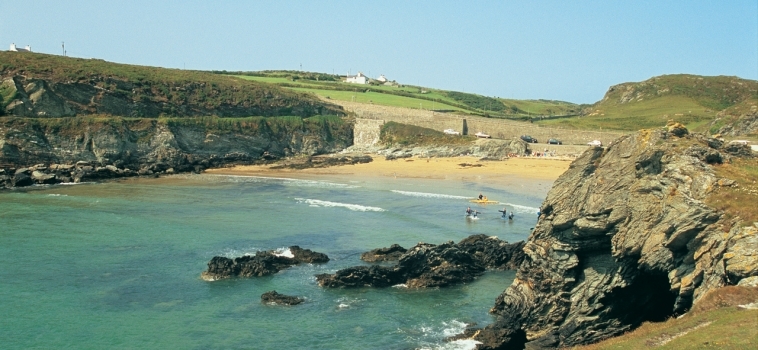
229;71;579;118
379;121;475;147
573;286;758;349
540;74;758;132
0;52;339;117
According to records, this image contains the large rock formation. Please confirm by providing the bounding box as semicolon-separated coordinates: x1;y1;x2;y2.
474;127;758;348
317;235;526;288
201;246;329;281
0;116;353;188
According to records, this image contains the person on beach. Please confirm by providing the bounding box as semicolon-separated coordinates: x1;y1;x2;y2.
466;207;473;216
478;193;484;200
498;207;507;218
508;212;514;220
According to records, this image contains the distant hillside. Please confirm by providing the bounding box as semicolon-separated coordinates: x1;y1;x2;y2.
539;74;758;134
0;52;343;118
223;70;580;118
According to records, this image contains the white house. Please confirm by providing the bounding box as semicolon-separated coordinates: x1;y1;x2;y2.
377;74;387;83
345;72;368;84
9;43;32;52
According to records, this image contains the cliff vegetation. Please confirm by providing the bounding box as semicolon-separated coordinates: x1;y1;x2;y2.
539;74;758;135
0;51;343;118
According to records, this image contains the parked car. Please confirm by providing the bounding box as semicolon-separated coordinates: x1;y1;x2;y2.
443;129;460;135
520;135;538;143
547;138;562;145
587;140;603;147
475;131;491;138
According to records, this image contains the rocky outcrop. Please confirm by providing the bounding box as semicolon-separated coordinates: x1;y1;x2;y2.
360;244;407;262
261;291;305;306
316;235;525;288
474;127;758;349
0;116;353;189
201;246;329;281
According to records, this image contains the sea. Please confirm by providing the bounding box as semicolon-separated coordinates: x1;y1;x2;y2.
0;173;545;350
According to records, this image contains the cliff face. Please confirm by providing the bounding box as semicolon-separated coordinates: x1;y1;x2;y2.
475;126;758;348
0;52;344;118
0;75;341;118
0;116;353;187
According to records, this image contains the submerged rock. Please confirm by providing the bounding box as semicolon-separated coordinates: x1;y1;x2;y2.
201;246;329;281
261;291;304;306
316;235;525;288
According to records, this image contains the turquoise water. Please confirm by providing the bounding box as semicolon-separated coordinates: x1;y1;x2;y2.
0;174;543;349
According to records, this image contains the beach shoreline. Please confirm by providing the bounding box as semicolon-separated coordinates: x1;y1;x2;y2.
205;156;573;198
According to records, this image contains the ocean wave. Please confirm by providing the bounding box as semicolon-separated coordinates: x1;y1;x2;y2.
335;297;365;310
295;198;385;212
407;319;481;350
47;194;68;197
499;203;540;215
391;190;470;200
206;174;358;188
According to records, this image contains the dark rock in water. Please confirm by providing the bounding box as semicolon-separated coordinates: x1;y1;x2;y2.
317;235;524;288
201;246;329;281
360;244;407;262
316;265;404;288
399;241;485;288
12;168;33;187
476;128;758;348
289;245;329;263
261;290;304;306
456;234;526;270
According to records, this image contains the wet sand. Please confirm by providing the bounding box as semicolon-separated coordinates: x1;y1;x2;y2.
205;156;573;197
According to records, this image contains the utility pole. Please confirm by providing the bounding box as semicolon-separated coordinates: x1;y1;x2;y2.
61;41;65;56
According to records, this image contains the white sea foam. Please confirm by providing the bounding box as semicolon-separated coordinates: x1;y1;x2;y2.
216;247;261;258
273;247;294;258
207;174;358;188
295;198;384;212
413;320;480;350
392;283;408;288
391;190;470;200
47;194;68;197
335;297;365;310
499;202;539;215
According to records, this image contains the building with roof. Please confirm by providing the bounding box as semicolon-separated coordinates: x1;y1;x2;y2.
345;72;368;84
9;43;32;52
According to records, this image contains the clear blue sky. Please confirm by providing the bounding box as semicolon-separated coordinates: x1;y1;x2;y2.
1;1;756;104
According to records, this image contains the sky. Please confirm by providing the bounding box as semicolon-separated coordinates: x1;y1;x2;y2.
1;1;756;104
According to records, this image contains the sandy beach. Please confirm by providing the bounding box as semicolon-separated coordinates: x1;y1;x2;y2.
206;156;573;197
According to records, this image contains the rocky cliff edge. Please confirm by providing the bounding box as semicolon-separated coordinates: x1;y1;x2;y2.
474;124;757;349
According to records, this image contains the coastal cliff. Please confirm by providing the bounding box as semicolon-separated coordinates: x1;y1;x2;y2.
0;52;343;118
0;115;352;187
474;124;758;348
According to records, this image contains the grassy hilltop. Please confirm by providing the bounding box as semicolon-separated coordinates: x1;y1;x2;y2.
0;52;342;118
220;70;581;118
539;74;758;134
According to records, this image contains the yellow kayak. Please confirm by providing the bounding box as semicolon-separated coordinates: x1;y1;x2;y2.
469;198;498;204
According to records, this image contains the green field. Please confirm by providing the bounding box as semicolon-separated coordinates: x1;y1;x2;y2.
232;72;580;118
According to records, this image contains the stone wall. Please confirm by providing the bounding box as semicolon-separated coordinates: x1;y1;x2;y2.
337;100;626;146
353;118;385;147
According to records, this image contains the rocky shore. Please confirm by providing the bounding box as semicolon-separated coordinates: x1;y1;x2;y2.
470;125;758;349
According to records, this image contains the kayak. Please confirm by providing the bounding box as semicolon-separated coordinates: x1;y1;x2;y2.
469;199;498;204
